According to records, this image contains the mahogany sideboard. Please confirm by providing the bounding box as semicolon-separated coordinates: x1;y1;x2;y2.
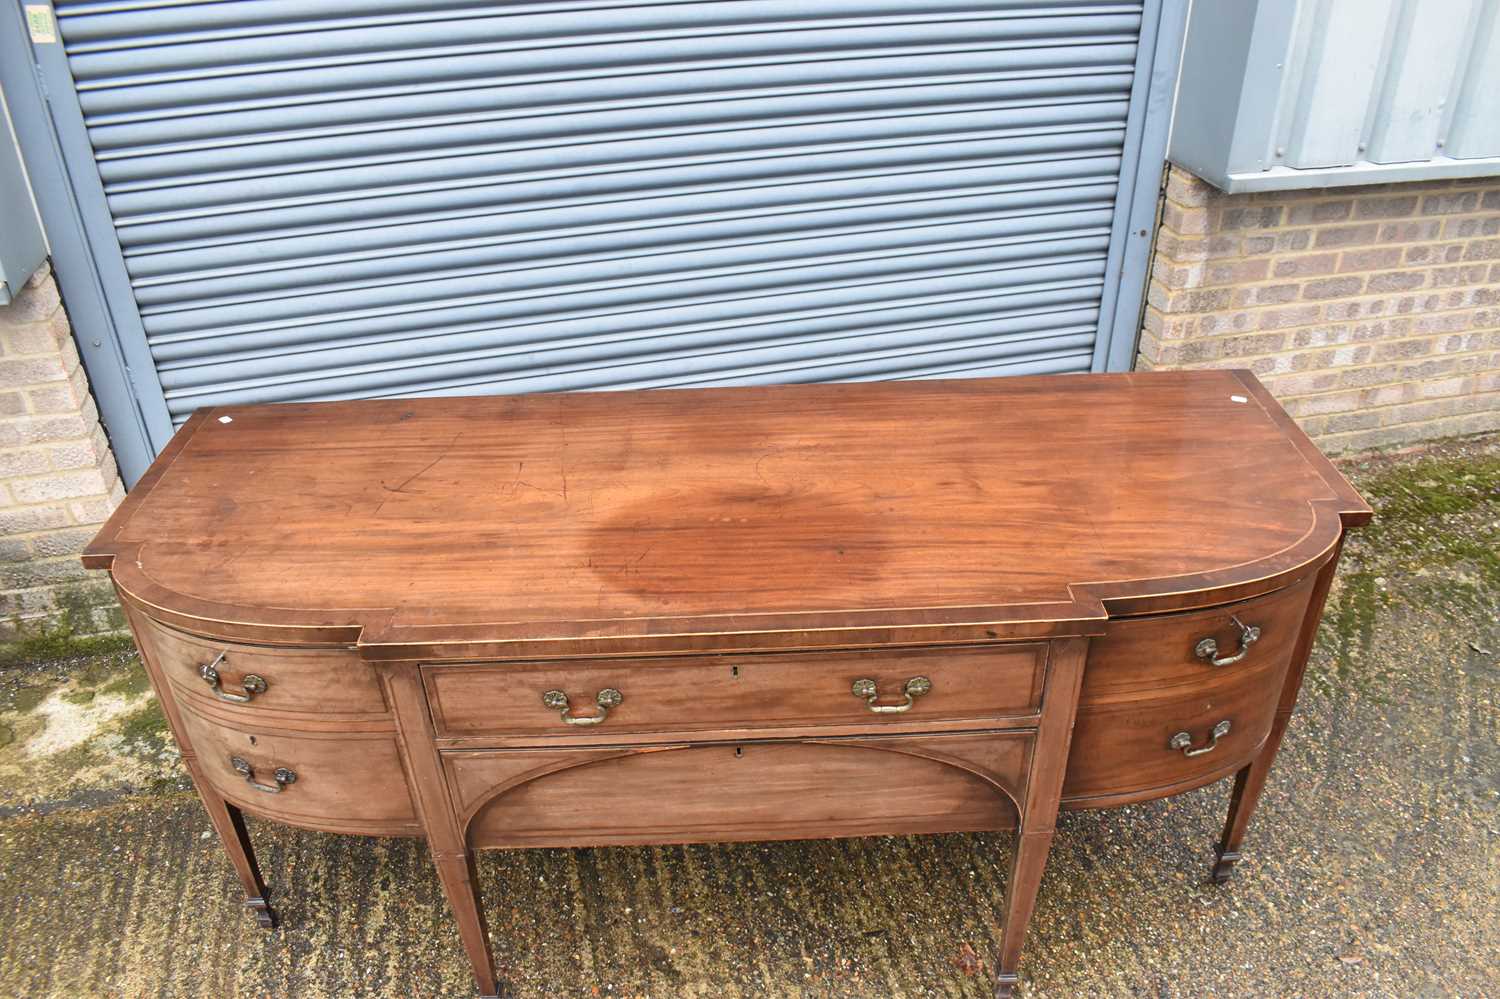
84;370;1369;998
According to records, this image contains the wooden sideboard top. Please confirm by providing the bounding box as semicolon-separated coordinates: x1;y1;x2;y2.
85;370;1369;657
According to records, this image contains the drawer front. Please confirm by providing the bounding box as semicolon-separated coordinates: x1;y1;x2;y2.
425;644;1046;741
1079;574;1317;706
142;620;388;719
451;732;1031;849
175;706;418;835
1063;659;1289;805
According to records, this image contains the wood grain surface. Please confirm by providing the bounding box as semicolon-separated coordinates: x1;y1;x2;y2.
1077;573;1317;705
456;734;1031;848
148;623;388;720
424;643;1045;741
85;370;1370;657
1062;649;1295;805
173;706;421;836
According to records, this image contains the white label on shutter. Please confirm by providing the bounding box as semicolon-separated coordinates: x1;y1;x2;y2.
25;5;56;43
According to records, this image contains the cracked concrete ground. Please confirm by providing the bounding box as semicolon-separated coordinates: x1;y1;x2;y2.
0;436;1496;999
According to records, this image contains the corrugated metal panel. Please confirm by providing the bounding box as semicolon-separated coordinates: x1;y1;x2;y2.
0;99;48;306
1449;0;1500;158
53;0;1147;422
1171;0;1500;191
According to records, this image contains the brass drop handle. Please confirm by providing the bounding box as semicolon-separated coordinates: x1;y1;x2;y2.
542;688;622;726
230;756;297;794
851;676;932;713
1169;720;1231;757
1194;616;1261;667
199;653;268;703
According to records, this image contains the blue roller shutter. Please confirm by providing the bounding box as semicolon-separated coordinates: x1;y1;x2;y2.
45;0;1165;427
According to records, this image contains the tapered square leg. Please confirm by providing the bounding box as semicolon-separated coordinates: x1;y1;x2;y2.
194;776;277;929
990;637;1088;998
994;829;1057;997
1218;756;1266;882
385;661;504;998
432;849;501;999
1214;539;1347;885
1212;725;1283;884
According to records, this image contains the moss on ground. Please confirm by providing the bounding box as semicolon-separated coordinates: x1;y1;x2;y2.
98;663;153;700
0;645;178;810
1308;433;1500;697
0;631;135;671
116;700;168;744
5;683;53;716
1339;438;1500;593
1;581;133;671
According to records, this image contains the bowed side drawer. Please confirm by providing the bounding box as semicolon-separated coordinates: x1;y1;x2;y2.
1062;575;1320;808
173;707;421;837
1078;575;1318;703
139;620;389;723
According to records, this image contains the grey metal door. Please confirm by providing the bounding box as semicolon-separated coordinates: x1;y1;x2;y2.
3;0;1185;483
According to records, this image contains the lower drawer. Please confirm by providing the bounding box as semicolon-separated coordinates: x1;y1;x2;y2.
1062;660;1289;807
448;732;1033;849
175;706;420;836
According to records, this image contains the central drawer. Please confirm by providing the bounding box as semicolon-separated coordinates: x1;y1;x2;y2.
424;643;1047;743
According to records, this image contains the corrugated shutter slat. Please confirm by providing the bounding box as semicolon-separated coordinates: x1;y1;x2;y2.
54;0;1144;422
